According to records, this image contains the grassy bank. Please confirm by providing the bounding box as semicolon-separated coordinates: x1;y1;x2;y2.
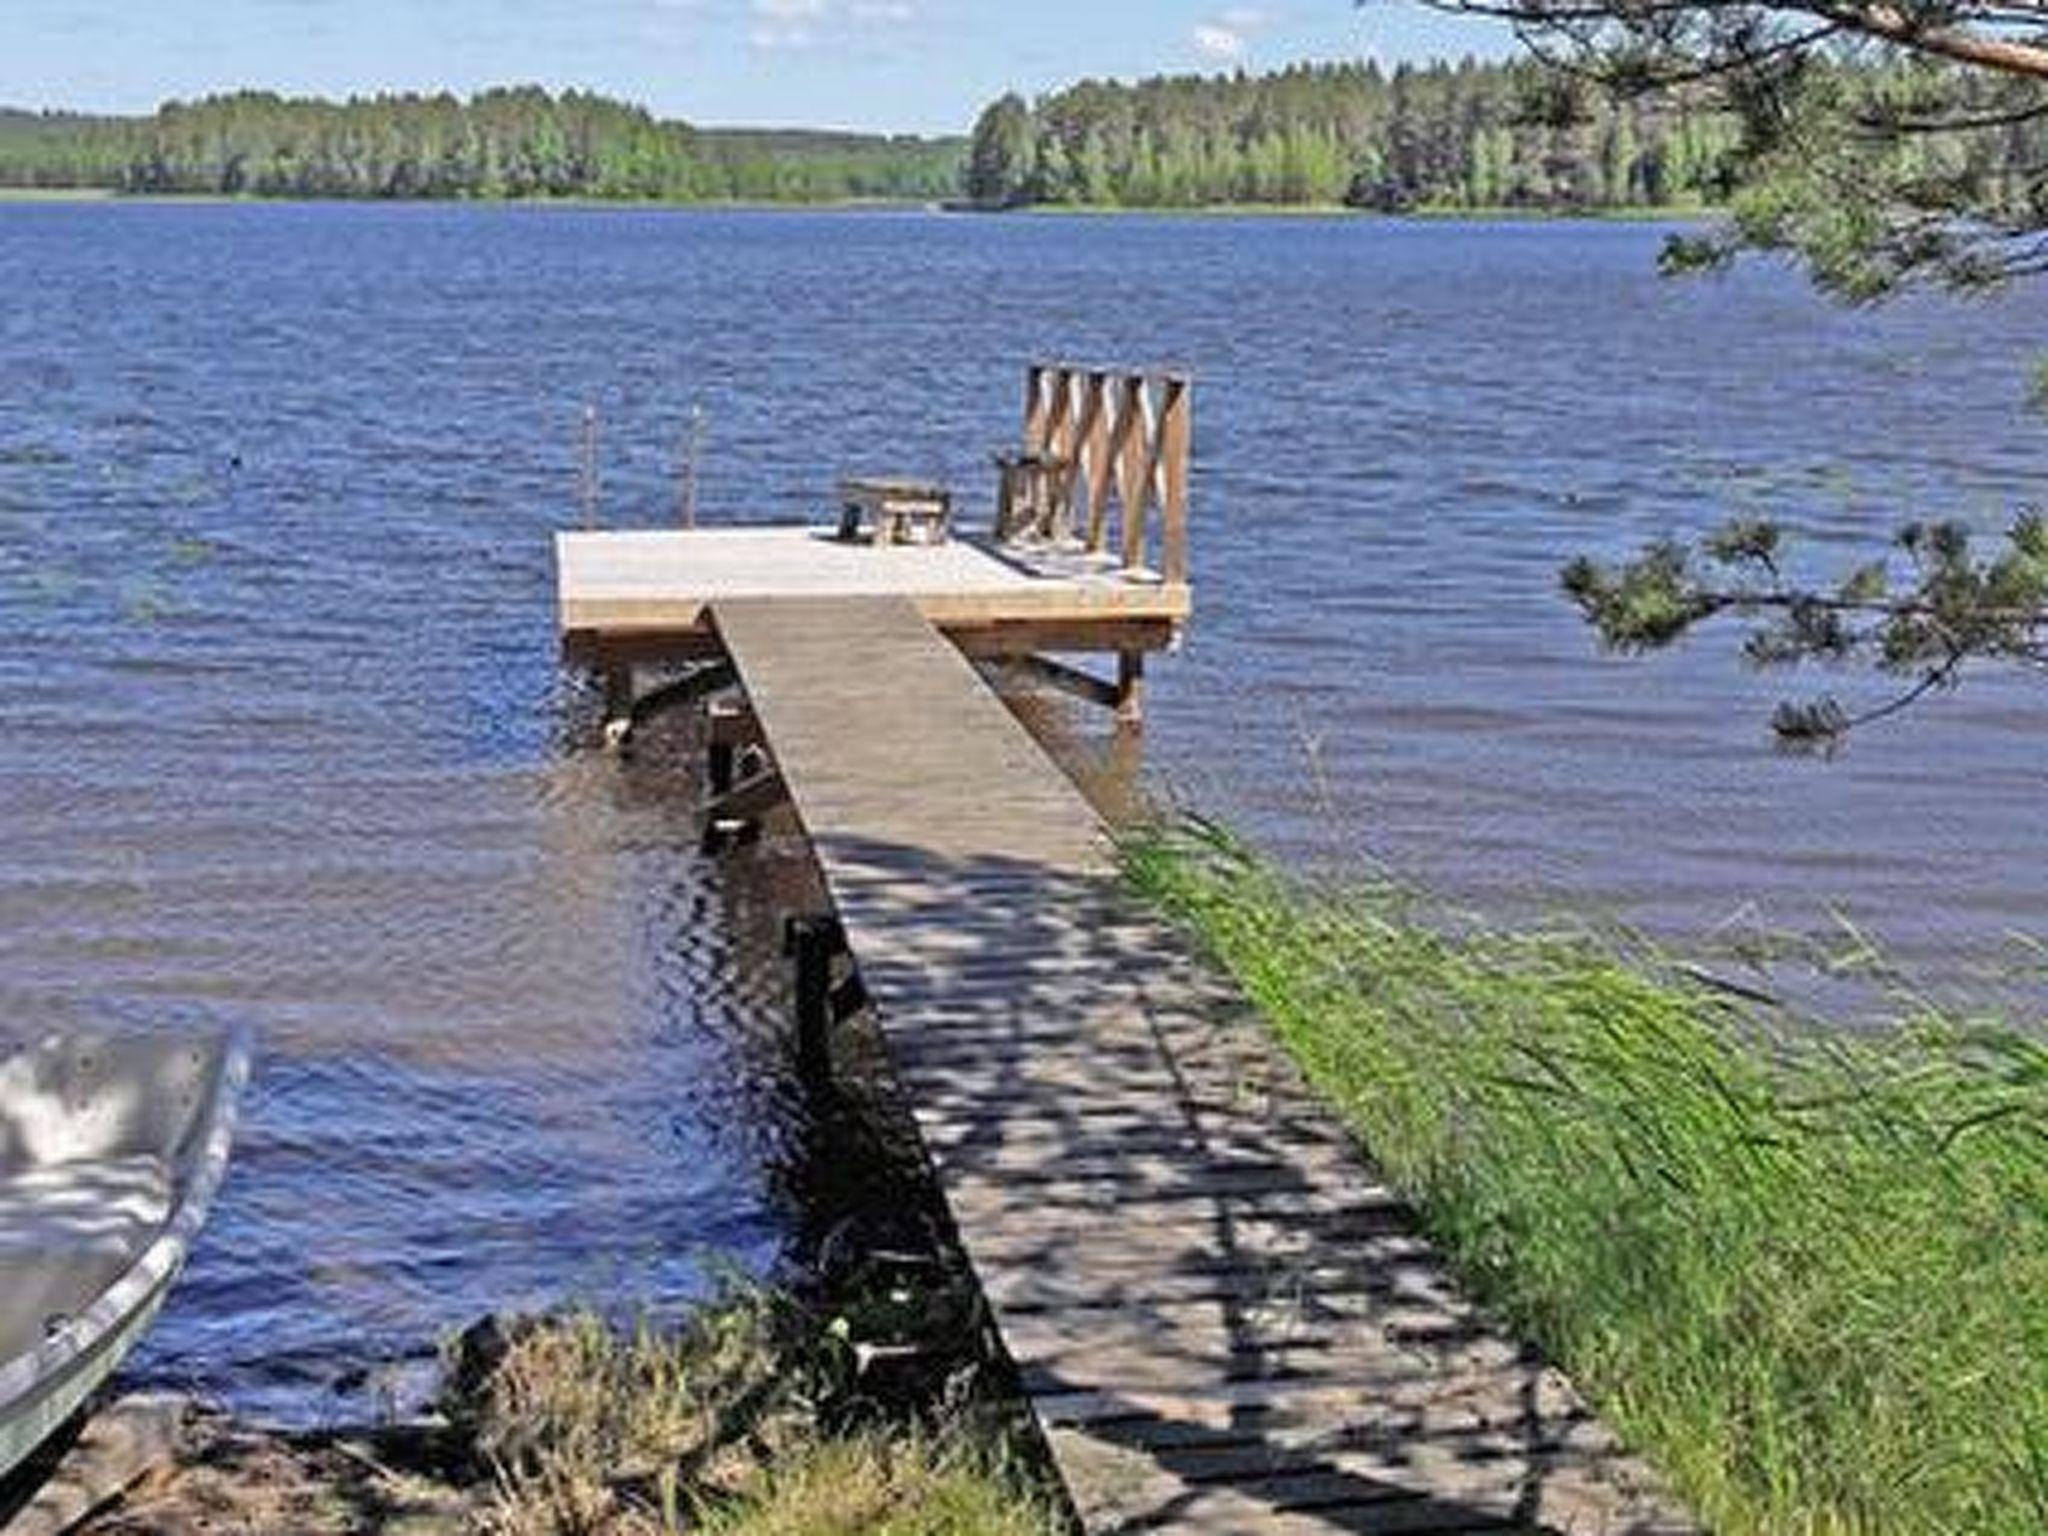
88;1292;1059;1535
462;1297;1055;1535
1127;820;2048;1536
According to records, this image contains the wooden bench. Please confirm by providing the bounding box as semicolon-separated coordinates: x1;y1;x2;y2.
836;477;952;545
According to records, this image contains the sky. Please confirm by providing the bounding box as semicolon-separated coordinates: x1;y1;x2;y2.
1;1;1517;135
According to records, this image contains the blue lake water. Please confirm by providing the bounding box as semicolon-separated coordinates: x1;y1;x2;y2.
0;203;2041;1419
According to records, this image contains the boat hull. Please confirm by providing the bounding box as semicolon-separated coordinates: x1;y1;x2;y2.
0;1027;251;1483
0;1278;170;1482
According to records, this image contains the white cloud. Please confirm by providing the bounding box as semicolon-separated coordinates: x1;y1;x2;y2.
747;0;920;51
1191;23;1244;62
1192;6;1272;64
749;0;827;48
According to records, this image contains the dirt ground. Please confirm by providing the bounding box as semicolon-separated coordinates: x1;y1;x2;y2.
16;1401;482;1536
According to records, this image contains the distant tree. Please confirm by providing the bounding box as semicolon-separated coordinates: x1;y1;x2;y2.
0;88;962;205
1033;131;1075;202
1601;111;1639;206
966;93;1033;207
1075;128;1115;203
956;60;1739;214
1412;0;2048;297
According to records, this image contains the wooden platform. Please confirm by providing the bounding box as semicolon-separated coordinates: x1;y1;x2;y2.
708;595;1692;1534
557;528;1189;665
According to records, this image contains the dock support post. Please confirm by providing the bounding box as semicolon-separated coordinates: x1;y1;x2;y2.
601;664;635;750
706;697;743;796
1115;651;1146;727
786;915;850;1094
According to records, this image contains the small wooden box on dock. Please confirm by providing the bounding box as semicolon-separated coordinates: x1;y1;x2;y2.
836;476;952;546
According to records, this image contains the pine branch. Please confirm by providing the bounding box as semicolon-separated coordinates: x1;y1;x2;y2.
1563;514;2048;747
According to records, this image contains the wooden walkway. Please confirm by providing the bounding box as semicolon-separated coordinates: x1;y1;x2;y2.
710;595;1691;1535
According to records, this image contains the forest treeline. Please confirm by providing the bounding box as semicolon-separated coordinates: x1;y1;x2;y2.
0;88;963;202
967;60;1741;211
0;64;1746;212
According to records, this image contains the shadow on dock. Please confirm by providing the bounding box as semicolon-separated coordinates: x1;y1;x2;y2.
762;828;1690;1535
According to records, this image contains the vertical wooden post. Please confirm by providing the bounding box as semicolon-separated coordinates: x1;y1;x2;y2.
1116;650;1146;727
1064;371;1103;549
787;916;838;1094
995;459;1017;540
1160;374;1192;585
1022;363;1049;455
1083;369;1114;553
1041;368;1076;539
601;663;634;750
602;663;633;717
579;405;601;530
1114;374;1149;571
706;698;739;795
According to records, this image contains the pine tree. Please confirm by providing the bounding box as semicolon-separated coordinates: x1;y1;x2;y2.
965;93;1031;208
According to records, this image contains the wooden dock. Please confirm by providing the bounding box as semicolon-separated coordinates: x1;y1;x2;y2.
557;366;1692;1532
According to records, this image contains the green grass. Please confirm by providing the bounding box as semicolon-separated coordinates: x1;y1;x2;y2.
697;1434;1053;1536
462;1293;1059;1535
1126;818;2048;1536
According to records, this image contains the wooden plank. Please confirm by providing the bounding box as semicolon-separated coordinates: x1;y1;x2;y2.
1031;1369;1589;1435
1084;369;1115;553
1042;369;1076;539
1045;1425;1689;1536
556;528;1189;638
927;1146;1372;1192
979;1255;1453;1315
1161;375;1193;585
1002;653;1120;711
921;1122;1360;1169
712;595;1109;874
1113;374;1148;570
1067;372;1106;547
932;1169;1409;1216
699;765;786;822
1023;363;1050;455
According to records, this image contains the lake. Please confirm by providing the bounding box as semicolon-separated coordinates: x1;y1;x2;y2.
0;203;2040;1420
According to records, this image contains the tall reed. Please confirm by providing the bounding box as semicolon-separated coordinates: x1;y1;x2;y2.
1128;819;2048;1535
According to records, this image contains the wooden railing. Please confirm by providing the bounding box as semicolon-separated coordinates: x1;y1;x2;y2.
995;362;1191;585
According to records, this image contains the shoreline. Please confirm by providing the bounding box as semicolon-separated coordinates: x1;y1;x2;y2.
48;971;1066;1531
49;1300;1058;1534
0;187;942;212
27;816;2040;1532
1001;198;1716;223
0;183;1720;223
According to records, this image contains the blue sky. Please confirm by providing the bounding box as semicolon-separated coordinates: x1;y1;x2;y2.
2;1;1515;135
